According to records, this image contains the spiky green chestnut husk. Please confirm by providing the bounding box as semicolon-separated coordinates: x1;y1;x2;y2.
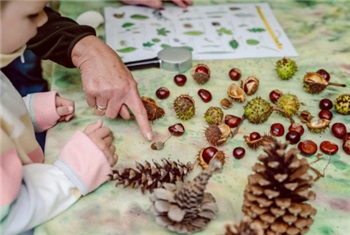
335;94;350;115
276;93;300;116
244;97;273;124
204;106;224;125
275;57;298;80
173;94;195;120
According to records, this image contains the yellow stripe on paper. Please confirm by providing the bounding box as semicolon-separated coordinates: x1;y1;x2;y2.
256;6;282;50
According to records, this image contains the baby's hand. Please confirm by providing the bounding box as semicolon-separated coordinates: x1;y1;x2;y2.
83;119;118;167
55;96;75;122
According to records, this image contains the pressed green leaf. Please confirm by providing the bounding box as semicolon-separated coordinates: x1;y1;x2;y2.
183;31;204;36
116;47;137;53
248;28;266;32
122;22;134;28
229;40;239;49
130;14;149;20
246;39;260;45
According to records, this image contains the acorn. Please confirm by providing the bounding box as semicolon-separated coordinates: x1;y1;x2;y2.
227;83;246;103
306;119;331;133
240;76;259;95
334;94;350;115
173;94;195;120
192;64;211;84
204;106;224;125
303;72;346;94
276;93;300;117
197;146;226;170
141;96;165;121
275;57;298;80
204;124;232;146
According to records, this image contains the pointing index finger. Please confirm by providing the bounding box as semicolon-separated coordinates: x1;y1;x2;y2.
126;94;153;141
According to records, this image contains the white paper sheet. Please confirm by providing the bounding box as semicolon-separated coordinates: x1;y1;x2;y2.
104;3;298;62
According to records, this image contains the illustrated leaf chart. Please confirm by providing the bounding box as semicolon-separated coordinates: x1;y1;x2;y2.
105;3;298;61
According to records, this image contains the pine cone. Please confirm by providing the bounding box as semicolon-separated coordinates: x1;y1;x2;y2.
242;139;317;235
225;216;263;235
110;158;193;194
150;159;222;234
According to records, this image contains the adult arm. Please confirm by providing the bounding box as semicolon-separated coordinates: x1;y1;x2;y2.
27;7;153;141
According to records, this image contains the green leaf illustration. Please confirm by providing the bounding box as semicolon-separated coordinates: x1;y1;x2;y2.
246;39;260;45
143;42;154;47
229;40;239;49
217;27;233;36
160;44;170;48
182;46;193;51
183;31;204;36
152;38;161;43
248;28;266;33
130;14;149;20
157;28;170;36
234;13;255;17
116;47;137;53
122;22;134;28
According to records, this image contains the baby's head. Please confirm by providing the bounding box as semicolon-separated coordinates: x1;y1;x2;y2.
0;0;49;54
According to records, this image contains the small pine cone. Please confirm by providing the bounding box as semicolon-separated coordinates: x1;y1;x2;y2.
150;159;222;234
110;158;193;194
242;139;317;235
225;216;263;235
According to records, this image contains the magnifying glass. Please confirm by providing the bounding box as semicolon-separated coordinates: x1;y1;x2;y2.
124;47;192;73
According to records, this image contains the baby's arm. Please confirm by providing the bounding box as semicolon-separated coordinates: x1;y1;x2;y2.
0;120;116;234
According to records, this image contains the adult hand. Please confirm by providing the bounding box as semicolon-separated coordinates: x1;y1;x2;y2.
119;0;192;9
71;35;153;141
84;119;118;167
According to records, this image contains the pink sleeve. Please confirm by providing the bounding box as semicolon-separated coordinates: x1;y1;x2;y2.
54;131;112;195
25;91;60;132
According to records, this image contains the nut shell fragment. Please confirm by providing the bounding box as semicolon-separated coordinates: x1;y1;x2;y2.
241;76;259;95
227;83;246;103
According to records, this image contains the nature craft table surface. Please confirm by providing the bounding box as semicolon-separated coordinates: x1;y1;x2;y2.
35;1;350;235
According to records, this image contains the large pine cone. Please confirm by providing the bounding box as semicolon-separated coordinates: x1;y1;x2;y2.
110;158;193;193
242;140;317;235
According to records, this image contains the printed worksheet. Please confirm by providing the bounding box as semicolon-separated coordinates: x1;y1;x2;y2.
104;3;298;62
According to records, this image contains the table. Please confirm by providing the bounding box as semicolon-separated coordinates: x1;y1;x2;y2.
35;1;350;235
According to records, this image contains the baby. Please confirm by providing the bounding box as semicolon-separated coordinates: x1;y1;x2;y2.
0;1;118;234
